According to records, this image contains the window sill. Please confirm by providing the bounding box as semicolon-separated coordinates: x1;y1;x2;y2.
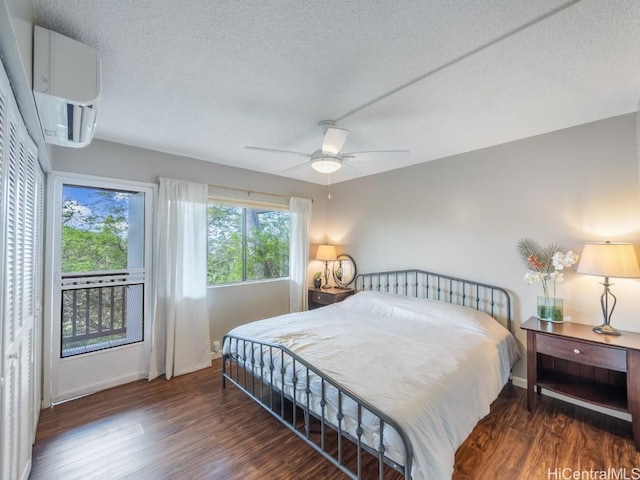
207;277;290;290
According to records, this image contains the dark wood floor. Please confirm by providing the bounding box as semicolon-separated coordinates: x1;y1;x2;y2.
30;359;640;479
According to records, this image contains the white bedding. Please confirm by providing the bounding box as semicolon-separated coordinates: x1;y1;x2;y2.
223;291;520;480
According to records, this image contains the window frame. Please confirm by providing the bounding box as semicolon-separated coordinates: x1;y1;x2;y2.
207;197;291;286
58;183;148;358
44;171;155;406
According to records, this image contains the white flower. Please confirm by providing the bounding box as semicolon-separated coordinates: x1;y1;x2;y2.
519;240;579;299
552;251;579;270
524;271;543;285
551;252;564;270
564;251;579;266
549;271;564;282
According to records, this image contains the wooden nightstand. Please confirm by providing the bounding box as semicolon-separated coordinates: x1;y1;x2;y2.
521;317;640;450
308;287;354;309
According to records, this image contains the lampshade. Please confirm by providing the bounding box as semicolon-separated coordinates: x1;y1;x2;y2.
311;156;342;174
577;242;640;278
316;244;337;261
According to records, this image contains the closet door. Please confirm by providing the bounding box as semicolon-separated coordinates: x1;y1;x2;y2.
0;57;43;480
0;55;6;480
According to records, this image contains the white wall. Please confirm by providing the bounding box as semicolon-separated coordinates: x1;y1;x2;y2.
0;0;52;169
328;113;640;377
1;0;33;81
52;139;330;345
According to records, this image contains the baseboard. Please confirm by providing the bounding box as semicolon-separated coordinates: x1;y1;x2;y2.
211;351;222;360
511;375;632;422
53;371;147;405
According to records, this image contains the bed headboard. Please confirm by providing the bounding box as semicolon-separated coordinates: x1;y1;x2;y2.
355;269;512;332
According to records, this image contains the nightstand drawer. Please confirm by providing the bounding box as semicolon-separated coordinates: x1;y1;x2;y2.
307;288;354;308
309;291;335;305
537;333;627;372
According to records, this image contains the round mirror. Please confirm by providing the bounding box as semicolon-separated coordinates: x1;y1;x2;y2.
333;254;357;288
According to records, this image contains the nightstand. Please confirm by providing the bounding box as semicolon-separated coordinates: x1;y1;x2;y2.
308;287;354;309
521;317;640;450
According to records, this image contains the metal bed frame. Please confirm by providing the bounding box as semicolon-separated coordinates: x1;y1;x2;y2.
221;269;512;479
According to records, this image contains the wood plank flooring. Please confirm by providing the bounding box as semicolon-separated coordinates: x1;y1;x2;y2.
30;359;640;479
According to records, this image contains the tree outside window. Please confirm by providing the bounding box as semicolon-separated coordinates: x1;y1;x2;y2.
60;184;145;356
207;203;290;285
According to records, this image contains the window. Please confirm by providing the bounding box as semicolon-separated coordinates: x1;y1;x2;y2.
207;202;290;285
62;185;145;272
60;184;146;357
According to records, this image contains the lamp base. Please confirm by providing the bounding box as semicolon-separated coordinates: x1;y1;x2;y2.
593;323;622;336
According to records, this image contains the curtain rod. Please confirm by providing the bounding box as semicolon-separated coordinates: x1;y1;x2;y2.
160;177;310;202
208;183;296;201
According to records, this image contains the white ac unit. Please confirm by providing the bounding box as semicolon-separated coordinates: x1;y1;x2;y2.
33;26;101;148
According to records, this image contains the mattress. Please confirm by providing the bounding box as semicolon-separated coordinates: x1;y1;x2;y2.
223;291;520;480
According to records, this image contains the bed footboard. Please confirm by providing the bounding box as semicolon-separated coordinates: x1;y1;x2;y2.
221;335;413;480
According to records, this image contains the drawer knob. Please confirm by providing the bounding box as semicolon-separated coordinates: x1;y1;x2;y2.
573;348;581;354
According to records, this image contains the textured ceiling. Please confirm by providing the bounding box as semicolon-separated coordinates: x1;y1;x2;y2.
33;0;640;185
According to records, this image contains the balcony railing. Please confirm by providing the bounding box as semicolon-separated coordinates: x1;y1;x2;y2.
61;271;144;358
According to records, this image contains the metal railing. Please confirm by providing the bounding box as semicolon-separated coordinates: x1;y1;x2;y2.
61;271;144;357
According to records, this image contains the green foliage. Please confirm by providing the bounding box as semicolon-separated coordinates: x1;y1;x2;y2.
61;189;291;284
207;204;243;284
62;225;127;272
61;187;130;272
207;204;290;284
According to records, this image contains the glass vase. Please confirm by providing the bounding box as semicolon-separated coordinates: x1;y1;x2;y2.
537;296;563;322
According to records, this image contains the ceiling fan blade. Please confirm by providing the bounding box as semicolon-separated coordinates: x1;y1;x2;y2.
321;127;349;155
342;161;363;176
246;146;311;158
279;161;311;174
342;150;410;162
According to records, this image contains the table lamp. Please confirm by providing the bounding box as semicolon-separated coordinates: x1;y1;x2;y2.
315;245;337;289
577;241;640;335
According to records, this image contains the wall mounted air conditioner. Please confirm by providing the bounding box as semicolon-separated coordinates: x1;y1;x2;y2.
33;26;101;148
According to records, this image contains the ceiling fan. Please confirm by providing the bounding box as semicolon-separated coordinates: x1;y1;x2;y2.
246;120;409;174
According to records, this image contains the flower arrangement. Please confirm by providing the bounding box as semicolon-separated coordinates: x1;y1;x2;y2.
516;238;579;321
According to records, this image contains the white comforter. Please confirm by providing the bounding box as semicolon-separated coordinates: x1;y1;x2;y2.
223;291;520;480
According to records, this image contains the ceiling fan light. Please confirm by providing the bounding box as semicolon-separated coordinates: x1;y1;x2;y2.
311;157;342;174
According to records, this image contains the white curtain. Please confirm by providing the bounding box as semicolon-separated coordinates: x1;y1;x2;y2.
289;197;312;312
149;178;211;380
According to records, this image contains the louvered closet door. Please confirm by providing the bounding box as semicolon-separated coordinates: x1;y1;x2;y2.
0;58;43;480
0;56;7;480
32;154;44;441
